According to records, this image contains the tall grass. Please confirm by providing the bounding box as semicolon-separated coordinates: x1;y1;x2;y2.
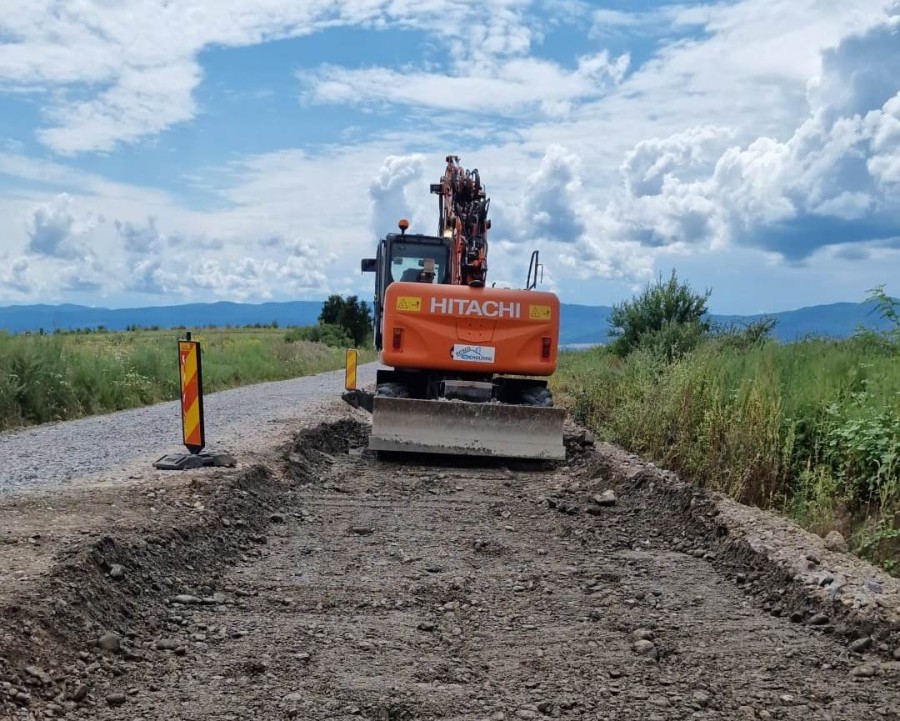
554;334;900;571
0;329;372;431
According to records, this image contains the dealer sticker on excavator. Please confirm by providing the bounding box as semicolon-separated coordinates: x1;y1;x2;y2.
529;304;552;320
451;344;495;363
396;296;422;312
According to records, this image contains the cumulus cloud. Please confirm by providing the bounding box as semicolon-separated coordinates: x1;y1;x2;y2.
368;155;426;237
592;11;900;261
0;257;34;297
496;144;658;281
25;193;100;259
26;194;78;258
622;126;736;197
113;214;329;298
810;13;900;120
520;145;585;244
115;217;167;254
60;255;105;293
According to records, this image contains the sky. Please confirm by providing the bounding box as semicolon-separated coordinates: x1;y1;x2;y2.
0;0;898;314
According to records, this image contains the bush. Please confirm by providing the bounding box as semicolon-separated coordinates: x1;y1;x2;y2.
636;319;707;361
284;323;353;348
608;270;711;358
713;316;778;350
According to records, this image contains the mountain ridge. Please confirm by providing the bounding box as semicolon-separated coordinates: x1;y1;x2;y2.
0;299;893;343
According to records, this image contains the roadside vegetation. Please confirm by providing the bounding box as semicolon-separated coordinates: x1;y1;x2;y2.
0;295;375;431
554;275;900;572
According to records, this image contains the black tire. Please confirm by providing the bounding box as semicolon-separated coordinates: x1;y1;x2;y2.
375;382;410;399
520;386;553;407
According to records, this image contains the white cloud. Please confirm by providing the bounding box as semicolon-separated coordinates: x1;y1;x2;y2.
1;0;898;310
38;60;201;155
126;254;328;300
301;51;629;118
368;154;426;237
622;126;736;197
0;0;556;153
25;193;102;259
115;217;168;254
540;8;900;263
0;257;34;297
519;144;584;243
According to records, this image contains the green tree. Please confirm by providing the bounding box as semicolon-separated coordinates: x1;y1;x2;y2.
318;294;373;346
608;270;711;358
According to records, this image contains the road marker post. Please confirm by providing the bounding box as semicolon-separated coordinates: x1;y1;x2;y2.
178;333;205;453
345;348;358;391
153;332;235;471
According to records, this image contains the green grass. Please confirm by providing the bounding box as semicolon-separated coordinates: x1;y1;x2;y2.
553;334;900;571
0;328;374;431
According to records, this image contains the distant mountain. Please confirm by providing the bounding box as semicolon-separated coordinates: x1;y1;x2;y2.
558;301;894;345
558;304;613;345
0;301;322;334
0;298;894;343
712;302;894;342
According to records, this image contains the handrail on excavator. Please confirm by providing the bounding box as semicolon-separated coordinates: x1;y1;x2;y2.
526;250;543;290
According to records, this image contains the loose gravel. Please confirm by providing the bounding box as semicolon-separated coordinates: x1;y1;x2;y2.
0;363;378;493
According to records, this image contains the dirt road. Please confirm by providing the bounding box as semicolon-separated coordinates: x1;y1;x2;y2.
1;406;899;720
0;363;378;492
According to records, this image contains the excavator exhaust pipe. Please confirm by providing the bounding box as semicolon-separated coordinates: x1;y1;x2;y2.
369;397;566;461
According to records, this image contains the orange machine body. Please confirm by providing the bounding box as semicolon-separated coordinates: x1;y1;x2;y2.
381;282;559;376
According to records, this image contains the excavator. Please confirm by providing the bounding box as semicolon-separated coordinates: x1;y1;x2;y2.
343;156;565;460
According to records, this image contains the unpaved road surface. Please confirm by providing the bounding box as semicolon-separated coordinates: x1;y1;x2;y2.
0;364;377;492
1;401;899;720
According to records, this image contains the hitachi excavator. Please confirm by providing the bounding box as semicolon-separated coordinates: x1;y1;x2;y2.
344;155;565;460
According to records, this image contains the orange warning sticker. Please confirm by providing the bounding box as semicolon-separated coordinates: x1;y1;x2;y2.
396;296;422;312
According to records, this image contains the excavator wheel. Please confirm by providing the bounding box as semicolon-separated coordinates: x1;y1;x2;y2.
520;386;553;407
375;382;410;399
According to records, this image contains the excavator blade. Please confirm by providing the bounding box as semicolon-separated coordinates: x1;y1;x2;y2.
369;397;566;461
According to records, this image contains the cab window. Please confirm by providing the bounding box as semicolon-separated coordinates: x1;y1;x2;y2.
389;241;448;284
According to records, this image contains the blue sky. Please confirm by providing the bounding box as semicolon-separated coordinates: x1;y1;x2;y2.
0;0;898;313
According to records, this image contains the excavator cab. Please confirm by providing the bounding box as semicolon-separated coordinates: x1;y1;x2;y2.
362;229;450;351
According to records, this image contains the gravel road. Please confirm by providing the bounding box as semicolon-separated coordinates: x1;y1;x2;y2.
0;363;378;493
3;415;887;721
1;379;898;720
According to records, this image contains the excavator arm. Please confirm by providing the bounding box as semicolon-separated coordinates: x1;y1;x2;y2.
430;155;490;287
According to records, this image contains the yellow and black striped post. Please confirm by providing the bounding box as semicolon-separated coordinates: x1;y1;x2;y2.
178;333;205;454
345;348;358;391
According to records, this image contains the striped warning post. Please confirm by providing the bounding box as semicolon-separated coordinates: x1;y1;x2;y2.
178;339;205;453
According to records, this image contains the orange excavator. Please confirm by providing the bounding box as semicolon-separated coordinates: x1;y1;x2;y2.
344;155;565;460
